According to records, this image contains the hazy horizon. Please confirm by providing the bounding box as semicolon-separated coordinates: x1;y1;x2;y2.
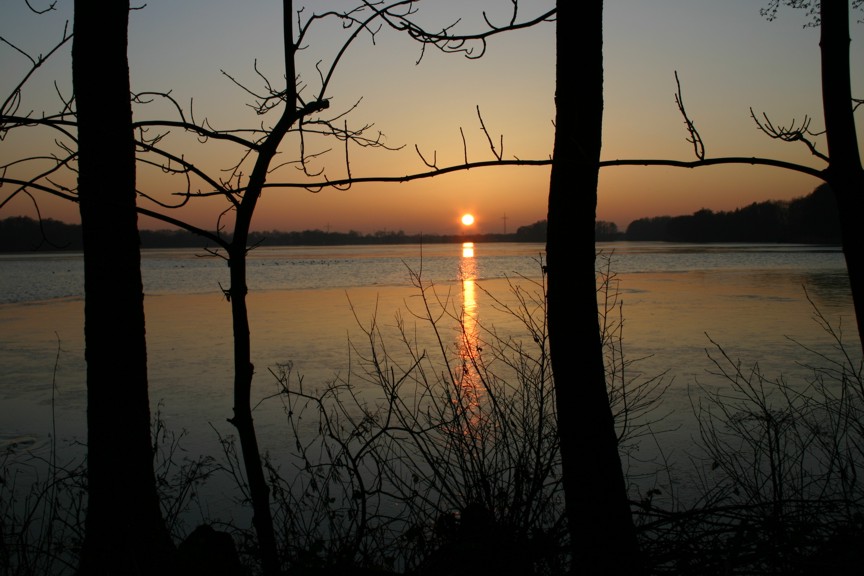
0;182;828;237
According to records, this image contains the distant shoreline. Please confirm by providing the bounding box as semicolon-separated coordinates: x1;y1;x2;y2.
0;184;841;252
0;235;842;256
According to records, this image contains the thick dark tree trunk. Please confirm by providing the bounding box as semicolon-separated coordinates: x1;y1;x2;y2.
820;0;864;353
73;2;175;574
546;2;642;573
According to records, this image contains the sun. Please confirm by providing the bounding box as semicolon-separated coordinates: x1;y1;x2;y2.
461;213;475;226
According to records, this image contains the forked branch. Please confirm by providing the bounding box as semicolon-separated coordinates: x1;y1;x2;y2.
0;23;72;131
24;0;57;14
364;0;556;63
414;144;437;169
410;106;502;173
674;71;705;161
750;108;829;163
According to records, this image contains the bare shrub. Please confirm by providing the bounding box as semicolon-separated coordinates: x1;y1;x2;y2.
636;295;864;575
264;258;667;574
0;405;215;576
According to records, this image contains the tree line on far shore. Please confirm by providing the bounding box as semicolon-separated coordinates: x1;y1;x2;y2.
625;183;840;243
0;184;840;252
522;183;839;243
0;218;525;251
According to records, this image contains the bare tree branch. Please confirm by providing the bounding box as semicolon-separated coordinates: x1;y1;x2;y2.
365;0;556;62
314;2;414;100
1;23;72;125
1;114;77;144
414;144;437;169
24;0;57;14
132;119;261;150
477;106;503;161
1;176;79;206
150;153;822;198
136;205;229;249
599;156;824;178
750;108;829;163
674;71;705;161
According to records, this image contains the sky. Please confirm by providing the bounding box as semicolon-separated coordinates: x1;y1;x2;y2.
1;0;862;235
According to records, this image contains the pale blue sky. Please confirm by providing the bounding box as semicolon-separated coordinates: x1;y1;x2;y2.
1;1;861;234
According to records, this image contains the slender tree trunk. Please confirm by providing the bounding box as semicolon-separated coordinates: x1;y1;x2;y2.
227;245;280;576
546;2;641;573
223;3;297;575
73;2;175;574
820;0;864;353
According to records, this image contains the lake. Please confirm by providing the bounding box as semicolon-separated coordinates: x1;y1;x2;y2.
1;241;860;518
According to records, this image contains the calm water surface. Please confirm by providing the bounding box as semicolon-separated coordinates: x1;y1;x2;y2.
0;241;859;513
0;242;546;304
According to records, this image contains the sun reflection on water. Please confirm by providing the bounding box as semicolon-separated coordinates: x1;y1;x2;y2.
451;242;486;435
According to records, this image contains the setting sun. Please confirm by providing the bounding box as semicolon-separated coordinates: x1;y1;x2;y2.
461;213;475;226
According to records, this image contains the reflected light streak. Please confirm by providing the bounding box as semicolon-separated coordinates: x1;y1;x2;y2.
453;243;484;433
459;242;478;331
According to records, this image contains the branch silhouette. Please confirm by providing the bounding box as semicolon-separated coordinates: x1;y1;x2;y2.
674;71;705;160
364;0;556;62
150;155;823;200
750;108;829;163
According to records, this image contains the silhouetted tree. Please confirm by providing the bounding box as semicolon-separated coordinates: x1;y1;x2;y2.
625;215;672;241
219;3;303;570
124;5;556;574
760;0;864;347
599;1;863;350
788;183;841;241
546;1;641;573
595;220;620;241
72;1;175;574
818;0;864;350
760;0;863;22
623;186;842;243
0;216;83;250
515;219;548;242
733;0;864;344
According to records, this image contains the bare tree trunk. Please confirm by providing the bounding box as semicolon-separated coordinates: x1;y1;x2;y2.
820;0;864;353
227;245;280;576
73;2;175;574
546;2;641;573
223;3;298;575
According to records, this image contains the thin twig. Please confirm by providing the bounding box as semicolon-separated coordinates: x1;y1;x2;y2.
674;71;705;161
